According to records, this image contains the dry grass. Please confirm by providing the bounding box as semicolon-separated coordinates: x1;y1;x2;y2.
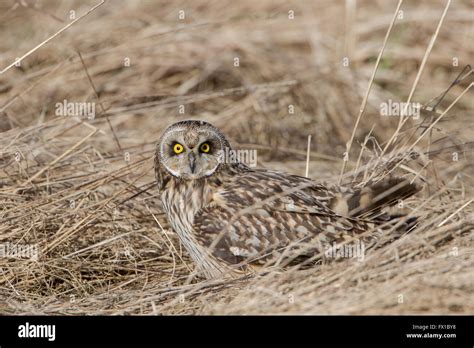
0;0;472;315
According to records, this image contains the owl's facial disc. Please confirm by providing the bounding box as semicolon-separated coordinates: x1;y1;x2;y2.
160;127;224;180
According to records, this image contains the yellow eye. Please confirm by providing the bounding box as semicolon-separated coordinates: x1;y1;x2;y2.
200;142;210;153
173;143;184;154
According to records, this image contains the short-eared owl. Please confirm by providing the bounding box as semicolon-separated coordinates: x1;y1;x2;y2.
154;120;419;279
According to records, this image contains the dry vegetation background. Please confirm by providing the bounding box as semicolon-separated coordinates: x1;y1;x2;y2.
0;0;473;315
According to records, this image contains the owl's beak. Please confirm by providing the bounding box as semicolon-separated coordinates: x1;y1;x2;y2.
188;153;196;173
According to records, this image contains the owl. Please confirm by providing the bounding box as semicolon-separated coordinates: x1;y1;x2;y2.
154;120;419;279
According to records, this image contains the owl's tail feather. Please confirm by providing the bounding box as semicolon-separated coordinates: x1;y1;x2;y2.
330;177;420;218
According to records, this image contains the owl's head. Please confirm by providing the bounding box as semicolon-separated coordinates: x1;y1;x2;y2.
155;120;231;181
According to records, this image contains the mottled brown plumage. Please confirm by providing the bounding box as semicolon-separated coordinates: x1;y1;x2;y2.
154;120;419;279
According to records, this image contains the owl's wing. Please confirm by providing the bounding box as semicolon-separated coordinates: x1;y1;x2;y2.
192;169;377;266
